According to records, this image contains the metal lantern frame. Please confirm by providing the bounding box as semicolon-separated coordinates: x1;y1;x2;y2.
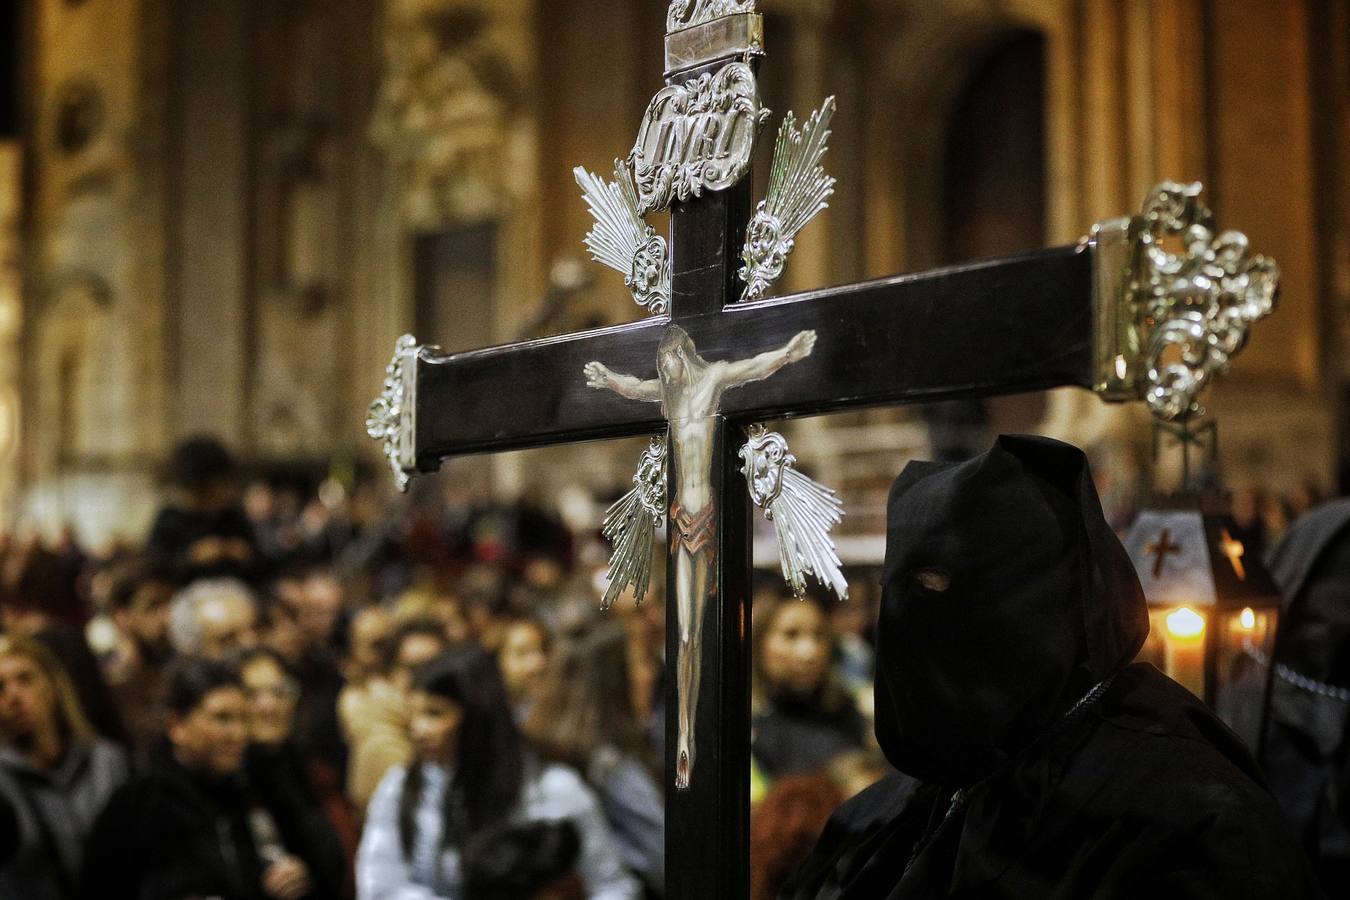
1123;498;1282;749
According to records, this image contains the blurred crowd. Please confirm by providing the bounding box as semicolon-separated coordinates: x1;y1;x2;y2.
0;433;1342;900
0;436;895;900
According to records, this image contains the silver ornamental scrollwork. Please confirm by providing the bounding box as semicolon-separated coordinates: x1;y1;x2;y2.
630;61;770;216
600;437;668;609
739;425;849;602
667;0;757;33
1134;181;1280;421
575;159;670;315
628;234;670;314
743;425;790;508
739;97;836;302
365;334;420;492
632;437;668;521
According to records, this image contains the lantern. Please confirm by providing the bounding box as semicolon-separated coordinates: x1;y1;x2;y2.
1123;503;1282;749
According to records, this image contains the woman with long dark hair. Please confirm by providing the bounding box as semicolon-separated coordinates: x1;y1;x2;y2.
356;645;637;899
750;592;867;782
496;615;550;719
523;622;664;896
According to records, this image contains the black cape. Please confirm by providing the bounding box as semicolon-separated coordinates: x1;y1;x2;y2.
785;435;1320;899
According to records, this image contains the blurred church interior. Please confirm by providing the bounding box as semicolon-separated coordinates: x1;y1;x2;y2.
1;0;1344;552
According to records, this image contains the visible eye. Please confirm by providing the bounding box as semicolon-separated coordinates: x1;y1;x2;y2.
910;567;951;593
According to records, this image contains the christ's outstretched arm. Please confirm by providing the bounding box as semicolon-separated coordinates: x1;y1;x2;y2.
716;330;817;389
584;361;662;402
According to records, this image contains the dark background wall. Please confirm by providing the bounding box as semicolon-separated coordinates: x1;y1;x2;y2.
0;0;17;136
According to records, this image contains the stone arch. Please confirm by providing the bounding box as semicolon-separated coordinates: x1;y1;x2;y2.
865;5;1145;459
871;12;1049;272
853;12;1052;452
937;30;1046;263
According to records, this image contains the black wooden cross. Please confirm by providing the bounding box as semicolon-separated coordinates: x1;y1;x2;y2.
364;5;1277;897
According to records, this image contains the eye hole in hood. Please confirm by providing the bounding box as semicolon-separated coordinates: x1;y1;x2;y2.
874;434;1148;787
910;568;952;593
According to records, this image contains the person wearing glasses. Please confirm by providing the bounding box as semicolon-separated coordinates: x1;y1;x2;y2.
240;646;354;898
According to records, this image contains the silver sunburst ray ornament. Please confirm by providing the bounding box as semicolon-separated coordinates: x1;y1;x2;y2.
740;425;848;601
739;97;837;302
600;437;668;609
575;159;671;316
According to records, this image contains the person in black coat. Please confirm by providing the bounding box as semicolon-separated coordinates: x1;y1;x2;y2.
79;658;321;900
784;435;1321;900
146;436;261;583
239;647;353;898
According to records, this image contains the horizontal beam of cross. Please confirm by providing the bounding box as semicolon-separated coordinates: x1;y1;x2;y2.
411;243;1092;470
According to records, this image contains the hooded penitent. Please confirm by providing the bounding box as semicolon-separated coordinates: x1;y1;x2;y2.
784;436;1321;900
875;434;1147;786
1264;498;1350;888
1268;499;1350;686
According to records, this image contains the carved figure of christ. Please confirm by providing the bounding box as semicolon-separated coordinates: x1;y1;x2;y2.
584;324;816;788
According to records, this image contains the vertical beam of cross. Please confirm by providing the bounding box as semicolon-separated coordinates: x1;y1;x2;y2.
663;151;756;896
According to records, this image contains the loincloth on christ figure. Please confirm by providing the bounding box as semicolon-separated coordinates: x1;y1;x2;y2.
670;500;717;581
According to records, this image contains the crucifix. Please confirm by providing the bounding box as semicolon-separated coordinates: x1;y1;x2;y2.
364;3;1280;896
585;324;817;788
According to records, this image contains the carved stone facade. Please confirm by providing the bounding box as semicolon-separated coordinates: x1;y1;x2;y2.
0;145;21;521
19;0;388;540
247;1;372;460
22;0;170;540
370;0;528;229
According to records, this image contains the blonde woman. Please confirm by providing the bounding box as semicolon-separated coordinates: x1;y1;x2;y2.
0;633;128;899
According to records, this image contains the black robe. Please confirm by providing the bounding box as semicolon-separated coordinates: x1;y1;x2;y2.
784;663;1320;899
786;435;1321;900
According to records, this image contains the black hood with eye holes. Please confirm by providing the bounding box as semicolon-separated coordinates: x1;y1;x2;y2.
875;434;1148;787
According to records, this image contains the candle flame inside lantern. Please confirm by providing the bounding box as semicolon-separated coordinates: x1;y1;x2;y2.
1166;606;1205;639
1239;607;1256;630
